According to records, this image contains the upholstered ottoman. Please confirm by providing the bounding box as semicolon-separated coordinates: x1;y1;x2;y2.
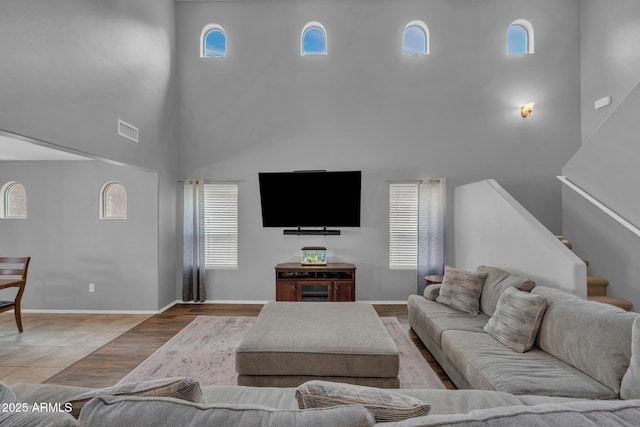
236;302;400;388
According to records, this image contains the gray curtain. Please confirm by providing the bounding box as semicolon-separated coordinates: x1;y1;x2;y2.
417;179;446;295
183;179;206;302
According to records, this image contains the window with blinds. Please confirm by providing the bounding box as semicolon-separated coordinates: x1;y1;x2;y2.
204;183;238;269
389;183;418;269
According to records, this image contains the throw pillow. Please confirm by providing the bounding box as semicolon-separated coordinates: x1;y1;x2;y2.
477;265;536;317
423;284;441;301
295;380;430;422
436;266;488;315
484;287;548;353
78;395;375;427
66;377;203;418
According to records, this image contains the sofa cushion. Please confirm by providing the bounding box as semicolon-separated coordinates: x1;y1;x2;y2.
477;266;536;317
408;295;489;346
67;377;203;418
441;329;618;399
621;317;640;399
295;380;430;422
202;385;300;409
382;399;640;426
77;395;375;427
436;266;487;315
483;287;547;353
532;286;638;394
0;382;77;427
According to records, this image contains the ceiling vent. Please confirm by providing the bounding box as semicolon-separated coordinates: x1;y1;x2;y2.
117;119;139;143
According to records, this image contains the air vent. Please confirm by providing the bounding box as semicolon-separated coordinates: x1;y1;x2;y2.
117;119;139;143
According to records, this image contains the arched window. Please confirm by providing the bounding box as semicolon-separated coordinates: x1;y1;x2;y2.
1;181;27;218
101;182;127;219
201;24;227;58
403;20;429;56
507;19;534;54
301;22;327;56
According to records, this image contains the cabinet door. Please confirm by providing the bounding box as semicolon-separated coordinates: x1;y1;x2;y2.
299;281;329;302
331;281;355;302
276;281;298;301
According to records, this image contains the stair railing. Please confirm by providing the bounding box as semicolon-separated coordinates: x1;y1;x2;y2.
557;176;640;238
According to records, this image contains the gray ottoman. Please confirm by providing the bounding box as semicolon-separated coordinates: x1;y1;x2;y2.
236;302;400;387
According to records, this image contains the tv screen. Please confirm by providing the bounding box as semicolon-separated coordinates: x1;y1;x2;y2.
259;170;361;228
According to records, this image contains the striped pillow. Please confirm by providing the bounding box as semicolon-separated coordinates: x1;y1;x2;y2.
484;287;548;353
295;380;430;422
436;266;487;315
66;377;203;418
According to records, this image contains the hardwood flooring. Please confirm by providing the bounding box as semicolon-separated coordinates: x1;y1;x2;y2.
23;303;455;390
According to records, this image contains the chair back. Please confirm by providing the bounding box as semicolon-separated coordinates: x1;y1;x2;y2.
0;257;31;280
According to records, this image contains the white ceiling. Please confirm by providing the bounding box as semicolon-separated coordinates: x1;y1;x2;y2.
0;135;91;161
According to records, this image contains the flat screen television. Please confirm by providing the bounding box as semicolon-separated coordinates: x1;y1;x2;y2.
258;170;361;228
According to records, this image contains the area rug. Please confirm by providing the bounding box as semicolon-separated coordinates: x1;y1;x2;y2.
118;316;445;389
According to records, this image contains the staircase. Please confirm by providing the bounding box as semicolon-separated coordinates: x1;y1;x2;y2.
557;237;633;311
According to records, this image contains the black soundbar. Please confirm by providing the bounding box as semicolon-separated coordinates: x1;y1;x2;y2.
283;227;341;236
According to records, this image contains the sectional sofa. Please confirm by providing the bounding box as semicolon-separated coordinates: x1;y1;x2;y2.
409;265;640;399
6;378;640;426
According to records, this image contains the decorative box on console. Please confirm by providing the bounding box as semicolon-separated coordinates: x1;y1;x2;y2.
301;247;327;266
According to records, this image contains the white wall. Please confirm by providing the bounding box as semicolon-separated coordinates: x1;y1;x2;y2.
0;162;159;311
176;0;582;301
0;0;178;310
559;0;640;311
580;0;640;144
455;180;587;297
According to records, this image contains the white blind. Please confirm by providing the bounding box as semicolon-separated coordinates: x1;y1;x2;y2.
204;183;238;269
389;183;418;269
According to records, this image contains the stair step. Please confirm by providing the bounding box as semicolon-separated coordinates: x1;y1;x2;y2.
556;236;573;249
588;296;634;311
587;275;609;296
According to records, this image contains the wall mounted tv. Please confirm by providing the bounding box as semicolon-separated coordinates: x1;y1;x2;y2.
258;170;361;235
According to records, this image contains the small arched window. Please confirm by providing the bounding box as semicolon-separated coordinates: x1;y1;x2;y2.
301;22;327;56
101;182;127;219
403;20;429;56
507;19;534;54
1;181;27;219
201;24;227;58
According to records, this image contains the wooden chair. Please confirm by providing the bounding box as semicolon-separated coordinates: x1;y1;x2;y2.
0;257;31;332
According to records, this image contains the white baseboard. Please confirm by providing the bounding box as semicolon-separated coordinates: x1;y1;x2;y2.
21;299;407;315
177;300;270;305
23;308;162;315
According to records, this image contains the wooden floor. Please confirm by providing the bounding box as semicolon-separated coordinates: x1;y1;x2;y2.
45;303;455;390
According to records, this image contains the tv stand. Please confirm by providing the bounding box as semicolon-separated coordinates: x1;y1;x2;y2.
275;263;356;302
283;227;341;236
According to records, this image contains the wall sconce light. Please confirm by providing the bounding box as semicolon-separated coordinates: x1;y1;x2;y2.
520;102;535;118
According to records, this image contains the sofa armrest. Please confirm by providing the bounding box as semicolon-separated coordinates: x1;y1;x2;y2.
423;285;441;301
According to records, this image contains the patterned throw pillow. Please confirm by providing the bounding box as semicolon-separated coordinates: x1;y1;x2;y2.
436;266;488;315
484;287;548;353
66;377;203;418
295;380;430;422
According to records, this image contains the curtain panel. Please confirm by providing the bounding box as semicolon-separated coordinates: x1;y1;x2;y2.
183;179;206;302
417;179;446;295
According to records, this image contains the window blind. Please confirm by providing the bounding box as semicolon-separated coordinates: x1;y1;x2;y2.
389;183;418;269
204;183;238;269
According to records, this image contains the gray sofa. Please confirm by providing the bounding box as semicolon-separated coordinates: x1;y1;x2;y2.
6;381;640;426
409;265;640;399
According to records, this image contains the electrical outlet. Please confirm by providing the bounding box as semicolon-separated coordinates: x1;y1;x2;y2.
89;283;95;293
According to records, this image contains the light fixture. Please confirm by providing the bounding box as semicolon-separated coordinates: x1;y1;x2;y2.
520;102;535;118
